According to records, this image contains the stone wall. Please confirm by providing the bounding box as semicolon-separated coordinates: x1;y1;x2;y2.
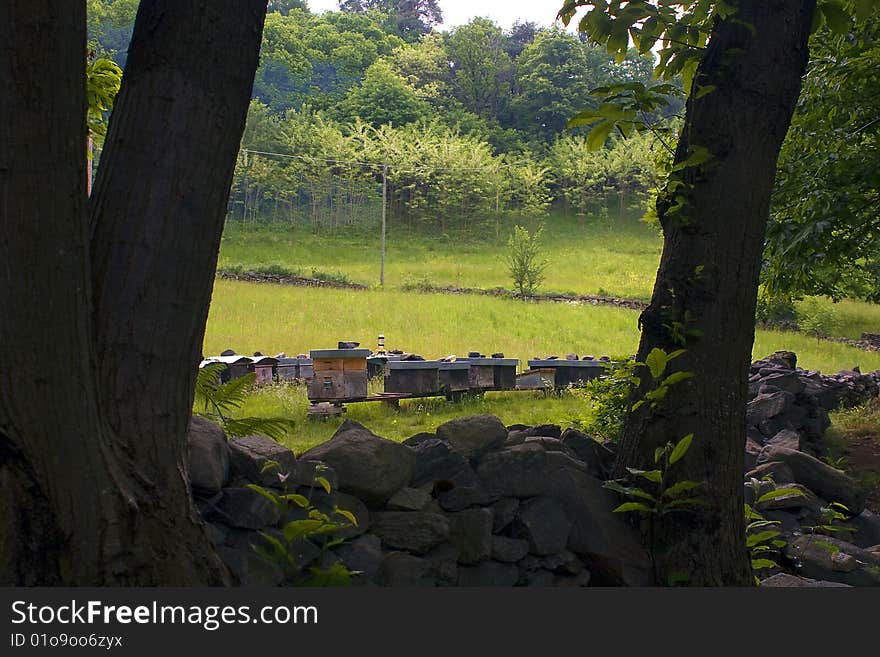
187;351;880;587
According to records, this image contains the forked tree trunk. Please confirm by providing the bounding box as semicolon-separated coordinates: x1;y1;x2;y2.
615;0;816;586
0;0;267;585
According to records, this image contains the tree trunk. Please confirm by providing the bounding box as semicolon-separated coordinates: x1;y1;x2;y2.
0;0;267;585
614;0;815;586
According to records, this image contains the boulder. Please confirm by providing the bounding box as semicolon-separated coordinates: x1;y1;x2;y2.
332;534;384;585
513;496;571;556
783;535;880;586
228;435;296;487
559;429;615;478
759;573;850;587
490;497;520;533
756;445;865;514
289;460;338;491
448;508;493;565
300;420;415;506
408;438;469;488
437;480;491;512
423;544;459;586
386;486;432;511
848;510;880;549
491;536;530;563
523;424;562;439
435;414;508;461
747;391;795;433
475;444;551;498
766;429;802;451
380;552;433;587
745;461;796;485
187;416;230;494
215;487;281;530
370;511;450;554
755;483;822;513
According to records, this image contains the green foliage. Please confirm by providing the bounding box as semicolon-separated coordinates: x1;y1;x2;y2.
340;59;429;127
85;56;122;143
804;501;856;536
194;363;296;441
743;475;808;581
250;460;359;586
567;358;637;442
795;297;842;340
505;225;548;297
631;346;692;412
755;289;797;328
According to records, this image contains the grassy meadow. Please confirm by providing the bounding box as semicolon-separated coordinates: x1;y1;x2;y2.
204;213;880;453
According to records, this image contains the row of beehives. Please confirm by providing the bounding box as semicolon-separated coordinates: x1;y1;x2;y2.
200;349;610;403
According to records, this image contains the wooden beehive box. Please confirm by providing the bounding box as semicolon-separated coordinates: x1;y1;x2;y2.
385;360;441;395
460;358;498;389
527;359;607;389
206;354;253;382
277;357;314;382
249;356;278;385
491;358;519;390
438;361;470;393
308;348;371;401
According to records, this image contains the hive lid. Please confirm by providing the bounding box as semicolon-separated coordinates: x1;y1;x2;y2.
458;357;519;366
310;348;372;359
386;360;442;370
277;357;314;365
527;359;607;368
205;355;253;365
437;361;469;370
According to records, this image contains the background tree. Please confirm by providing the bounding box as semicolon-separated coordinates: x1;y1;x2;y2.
765;13;880;302
0;0;267;585
339;59;429;126
559;0;824;585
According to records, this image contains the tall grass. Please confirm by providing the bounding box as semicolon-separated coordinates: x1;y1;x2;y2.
218;213;663;300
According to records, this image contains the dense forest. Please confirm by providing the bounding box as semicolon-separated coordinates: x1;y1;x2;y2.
87;0;880;303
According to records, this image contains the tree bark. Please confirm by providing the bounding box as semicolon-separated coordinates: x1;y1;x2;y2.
0;0;267;585
615;0;816;586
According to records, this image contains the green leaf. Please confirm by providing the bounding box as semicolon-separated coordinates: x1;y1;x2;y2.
334;507;359;527
586;120;616;151
746;530;782;547
669;433;694;465
671;145;714;172
756;487;805;505
283;519;327;543
751;558;778;570
820;1;852;34
644;347;668;379
626;467;662;483
315;476;332;495
247;484;281;507
663;371;695;387
663;480;703;498
280;493;310;508
566;109;603;128
613;502;656;514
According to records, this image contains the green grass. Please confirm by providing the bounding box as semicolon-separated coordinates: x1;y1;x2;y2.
203;281;880;452
218;213;664;300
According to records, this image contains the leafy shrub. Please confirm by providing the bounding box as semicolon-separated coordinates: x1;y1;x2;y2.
566;358;636;442
755;291;796;327
505;224;548;297
795;297;841;339
310;268;352;285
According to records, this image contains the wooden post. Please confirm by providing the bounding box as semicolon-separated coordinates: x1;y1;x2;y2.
381;157;388;287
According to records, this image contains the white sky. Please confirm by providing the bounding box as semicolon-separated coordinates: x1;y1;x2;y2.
306;1;569;30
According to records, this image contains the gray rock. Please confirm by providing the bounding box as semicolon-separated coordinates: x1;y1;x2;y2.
408;438;469;488
759;573;850;587
490;497;520;533
523;436;579;457
756;446;865;514
504;430;527;446
491;536;530;563
435;414;509;461
541;550;584;575
761;510;802;534
313;490;370;540
332;534;384;585
424;544;459;586
289;460;338;491
386;486;432;511
784;535;880;586
547;467;652;586
514;496;572;556
448;508;493;565
215;487;281;530
370;511;450;554
747;391;795;430
457;561;519;586
745;461;796;485
380;552;434;587
228;435;296;488
437;484;491;512
300;420;415;506
759;372;805;395
216;546;285;587
523;424;562;439
475;444;550;498
402;432;435;448
203;522;228;547
744;438;763;472
766;429;802;451
849;510;880;548
554;570;592;587
187;416;230;494
559;429;615;478
757;483;822;513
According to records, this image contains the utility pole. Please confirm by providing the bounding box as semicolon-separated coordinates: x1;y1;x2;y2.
381;157;388;287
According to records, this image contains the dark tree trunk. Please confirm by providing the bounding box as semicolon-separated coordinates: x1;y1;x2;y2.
615;0;816;586
0;0;267;585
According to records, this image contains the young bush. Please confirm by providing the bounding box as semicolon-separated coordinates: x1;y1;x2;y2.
795;297;841;340
505;224;548;297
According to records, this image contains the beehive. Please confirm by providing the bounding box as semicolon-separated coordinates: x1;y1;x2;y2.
308;348;371;401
